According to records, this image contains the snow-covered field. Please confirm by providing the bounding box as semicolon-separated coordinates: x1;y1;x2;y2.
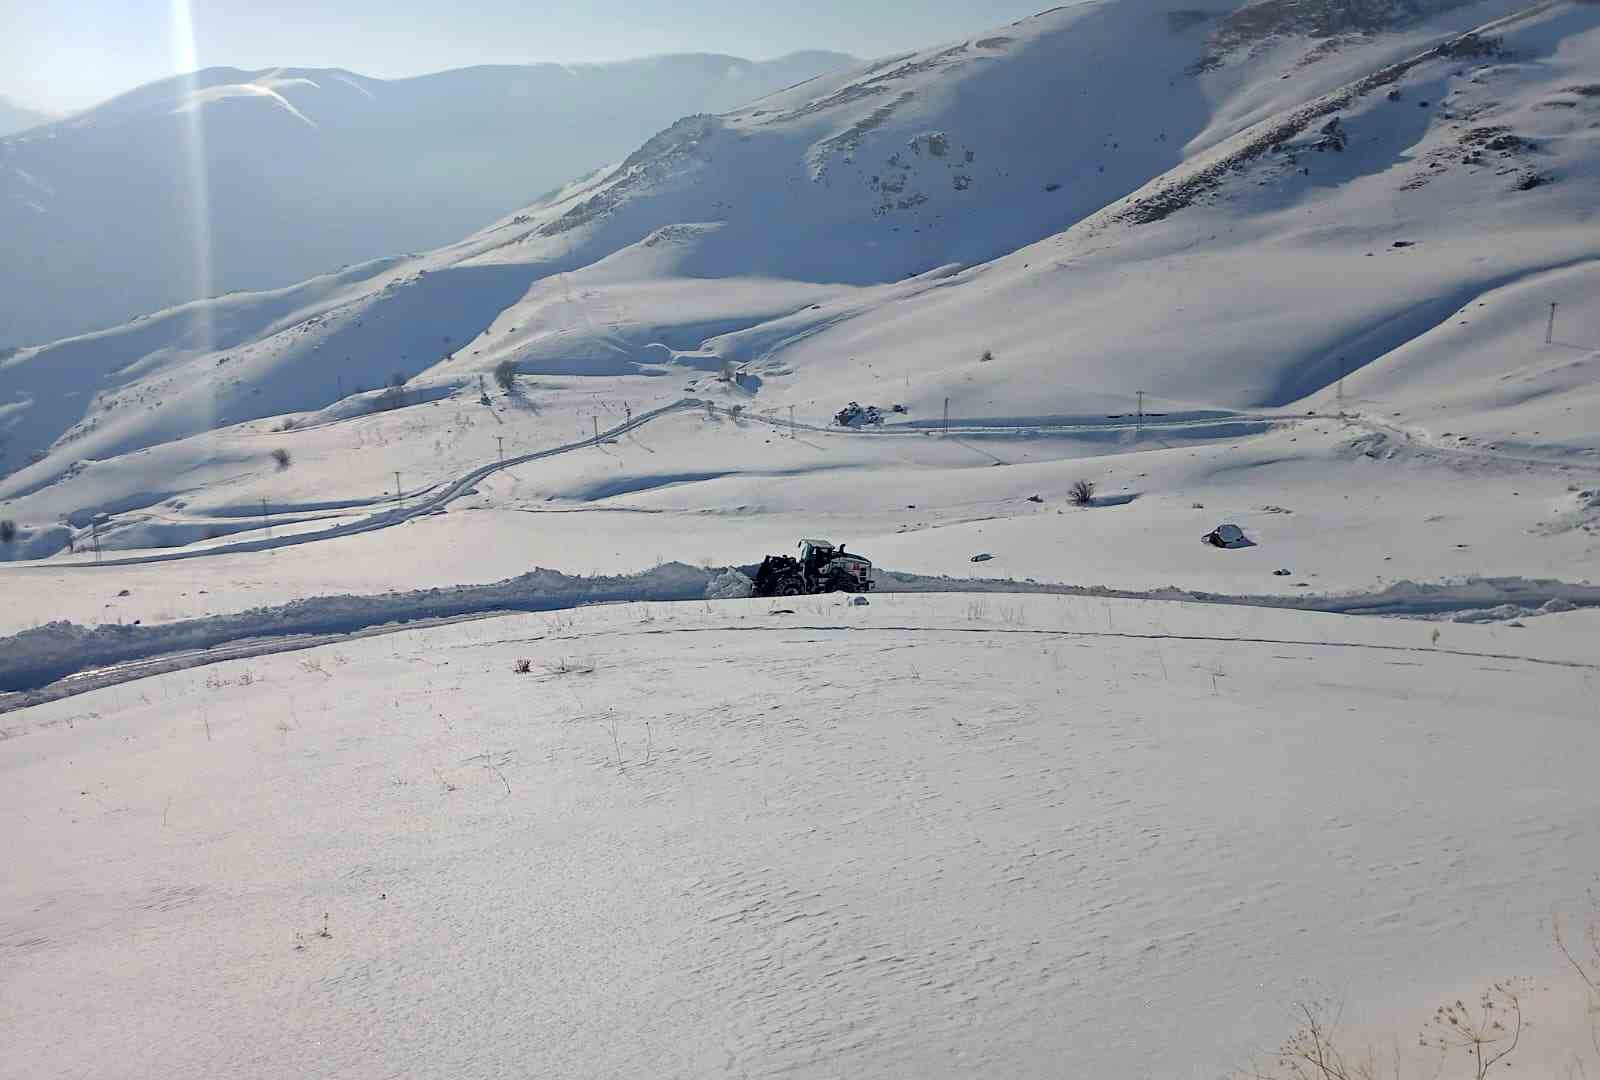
3;595;1597;1078
0;398;1593;639
2;0;1598;1074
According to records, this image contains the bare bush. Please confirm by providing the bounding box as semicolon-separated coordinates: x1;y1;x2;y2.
1555;899;1600;1058
1244;983;1527;1080
513;658;532;674
980;349;993;363
1247;1000;1392;1080
1422;982;1524;1080
1069;479;1097;506
0;519;15;545
494;359;518;393
271;448;291;470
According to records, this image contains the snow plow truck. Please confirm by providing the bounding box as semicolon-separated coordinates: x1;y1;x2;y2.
752;539;875;597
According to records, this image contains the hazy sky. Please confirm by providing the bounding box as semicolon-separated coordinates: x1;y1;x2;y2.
1;0;1053;113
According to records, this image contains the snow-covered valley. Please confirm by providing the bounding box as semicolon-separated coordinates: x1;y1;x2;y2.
2;0;1598;1075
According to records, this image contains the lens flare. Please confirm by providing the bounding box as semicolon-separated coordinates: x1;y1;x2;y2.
171;0;217;431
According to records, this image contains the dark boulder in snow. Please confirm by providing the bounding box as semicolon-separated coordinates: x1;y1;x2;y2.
1202;524;1251;548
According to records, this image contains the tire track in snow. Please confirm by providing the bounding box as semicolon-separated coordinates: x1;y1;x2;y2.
17;406;1285;570
568;621;1600;673
33;398;708;569
33;395;1576;573
5;602;1594;720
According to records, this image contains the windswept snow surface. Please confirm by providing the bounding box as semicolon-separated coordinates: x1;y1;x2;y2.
2;595;1598;1078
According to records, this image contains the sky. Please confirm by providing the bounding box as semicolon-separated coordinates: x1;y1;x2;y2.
0;0;1055;113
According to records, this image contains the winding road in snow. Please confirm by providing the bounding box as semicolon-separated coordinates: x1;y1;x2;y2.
11;400;1290;570
6;393;1594;572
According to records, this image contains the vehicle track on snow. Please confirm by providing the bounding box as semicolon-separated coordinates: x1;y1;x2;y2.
28;398;707;569
1340;410;1600;475
4;612;1593;722
8;398;1587;574
16;404;1288;570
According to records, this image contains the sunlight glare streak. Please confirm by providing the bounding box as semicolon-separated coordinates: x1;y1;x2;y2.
171;0;218;434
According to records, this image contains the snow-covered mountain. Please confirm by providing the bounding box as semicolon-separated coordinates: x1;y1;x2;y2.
0;51;855;344
0;96;51;137
5;6;1598;1075
0;0;1595;595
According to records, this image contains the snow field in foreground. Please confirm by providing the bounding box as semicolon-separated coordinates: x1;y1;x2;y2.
2;594;1597;1079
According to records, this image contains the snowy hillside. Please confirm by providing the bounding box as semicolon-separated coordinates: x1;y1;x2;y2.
0;51;854;343
2;4;1599;1075
0;0;1594;594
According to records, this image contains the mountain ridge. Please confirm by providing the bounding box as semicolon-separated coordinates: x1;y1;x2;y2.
0;50;857;344
0;0;1595;578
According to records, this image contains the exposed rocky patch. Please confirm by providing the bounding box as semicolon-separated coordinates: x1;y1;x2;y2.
763;43;971;129
1222;0;1487;45
858;129;979;215
814;92;916;160
1314;115;1350;151
1194;0;1494;72
1111;28;1512;225
1401;113;1545;190
540;115;722;237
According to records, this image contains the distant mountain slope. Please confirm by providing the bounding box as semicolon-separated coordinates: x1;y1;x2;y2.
0;96;50;136
0;51;855;344
2;0;1595;558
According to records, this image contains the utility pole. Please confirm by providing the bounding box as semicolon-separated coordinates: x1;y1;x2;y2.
789;405;796;438
92;516;102;564
261;497;271;540
593;416;600;447
394;472;403;511
496;436;504;462
1547;302;1558;345
943;397;951;437
1136;390;1145;437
